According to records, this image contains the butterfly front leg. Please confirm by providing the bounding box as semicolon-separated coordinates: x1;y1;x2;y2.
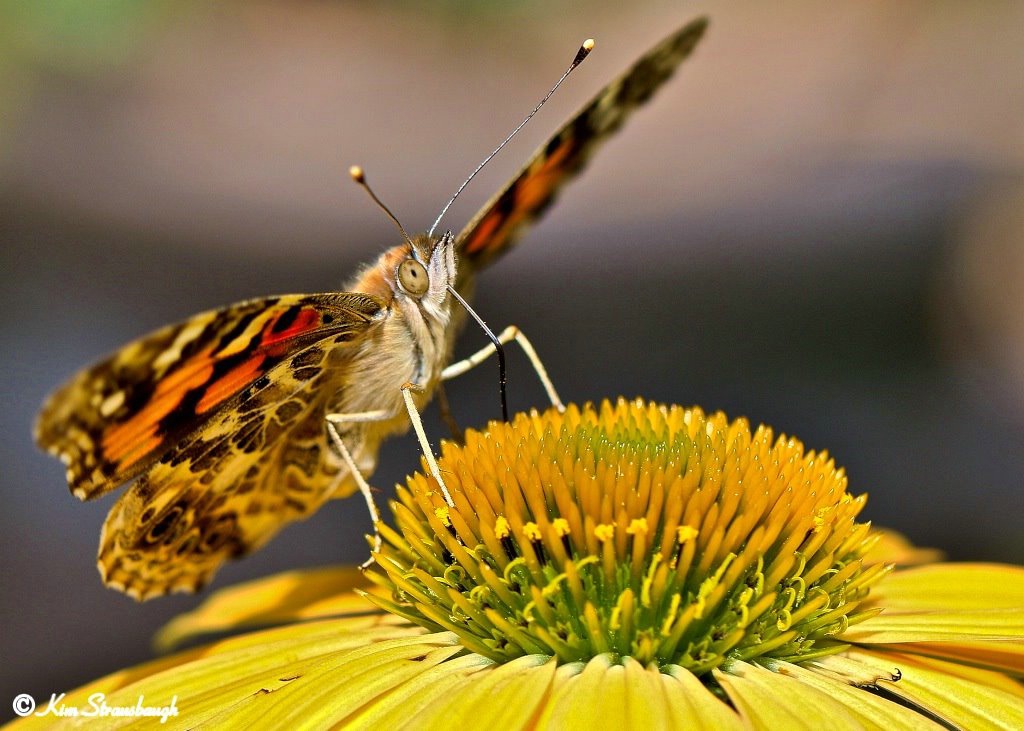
434;382;464;443
441;325;565;411
326;384;458;569
324;408;391;569
398;382;455;508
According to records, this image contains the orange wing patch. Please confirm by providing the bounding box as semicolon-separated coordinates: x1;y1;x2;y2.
101;346;217;470
36;293;383;501
195;354;266;415
462;138;574;259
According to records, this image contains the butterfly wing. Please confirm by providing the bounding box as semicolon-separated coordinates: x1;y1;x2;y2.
457;17;708;274
97;329;370;600
36;293;383;501
36;292;384;600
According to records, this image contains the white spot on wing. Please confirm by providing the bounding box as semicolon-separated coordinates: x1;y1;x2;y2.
99;391;125;417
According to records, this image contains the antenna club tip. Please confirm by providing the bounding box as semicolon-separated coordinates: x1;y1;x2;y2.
572;38;595;67
349;165;365;183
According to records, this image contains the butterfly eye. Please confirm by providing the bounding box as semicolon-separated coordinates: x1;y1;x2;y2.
398;259;429;296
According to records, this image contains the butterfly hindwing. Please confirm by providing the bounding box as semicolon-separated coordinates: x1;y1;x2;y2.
97;330;367;599
35;293;384;501
457;17;707;273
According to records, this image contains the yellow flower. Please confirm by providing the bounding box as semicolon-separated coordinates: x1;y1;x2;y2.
11;399;1024;729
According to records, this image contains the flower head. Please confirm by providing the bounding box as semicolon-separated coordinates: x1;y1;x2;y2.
369;399;887;673
13;399;1024;730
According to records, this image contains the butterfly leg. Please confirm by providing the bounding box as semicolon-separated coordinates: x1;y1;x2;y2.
324;409;390;569
435;382;465;443
441;325;565;411
400;382;455;508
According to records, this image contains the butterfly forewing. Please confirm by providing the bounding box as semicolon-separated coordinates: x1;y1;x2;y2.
36;293;383;501
457;17;707;274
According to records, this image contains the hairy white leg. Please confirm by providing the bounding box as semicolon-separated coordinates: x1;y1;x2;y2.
325;408;392;425
325;409;391;569
441;325;565;411
401;382;455;507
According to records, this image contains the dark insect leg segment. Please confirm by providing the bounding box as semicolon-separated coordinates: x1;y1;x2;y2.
446;285;509;422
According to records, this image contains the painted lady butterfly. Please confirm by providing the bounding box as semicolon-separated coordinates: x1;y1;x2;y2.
35;18;708;600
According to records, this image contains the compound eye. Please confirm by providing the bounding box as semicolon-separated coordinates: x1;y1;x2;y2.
398;259;429;296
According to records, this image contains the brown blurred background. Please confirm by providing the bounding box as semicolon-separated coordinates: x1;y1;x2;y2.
3;0;1023;717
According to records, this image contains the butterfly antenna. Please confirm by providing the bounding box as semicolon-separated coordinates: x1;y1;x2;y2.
428;37;596;238
350;165;413;245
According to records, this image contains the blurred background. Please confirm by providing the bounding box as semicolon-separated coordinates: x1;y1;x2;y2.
2;0;1023;717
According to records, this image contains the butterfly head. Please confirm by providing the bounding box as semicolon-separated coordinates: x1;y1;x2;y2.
394;230;457;314
353;230;457;322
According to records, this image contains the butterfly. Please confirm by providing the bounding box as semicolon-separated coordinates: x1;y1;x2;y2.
35;17;708;600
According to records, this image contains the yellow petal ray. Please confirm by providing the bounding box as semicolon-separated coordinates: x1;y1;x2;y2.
535;656;631;728
846;565;1024;659
866;564;1024;611
714;660;928;731
888;652;1024;697
764;659;942;730
8;618;423;730
864;528;943;567
617;658;682;729
618;658;739;731
390;655;558;730
813;650;1024;699
844;649;1024;731
127;625;434;730
528;655;740;729
193;634;466;729
865;642;1024;677
353;655;498;729
844;609;1024;643
154;568;376;652
660;665;746;730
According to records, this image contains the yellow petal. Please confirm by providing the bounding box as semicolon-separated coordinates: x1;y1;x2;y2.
812;650;1024;699
193;633;466;729
715;660;932;730
894;652;1024;697
535;655;741;730
846;649;1024;731
864;641;1024;677
846;565;1024;675
388;655;558;730
660;665;746;730
8;617;424;730
864;528;943;567
844;606;1024;675
867;564;1024;611
767;659;945;730
154;567;375;652
537;656;636;728
844;609;1024;643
